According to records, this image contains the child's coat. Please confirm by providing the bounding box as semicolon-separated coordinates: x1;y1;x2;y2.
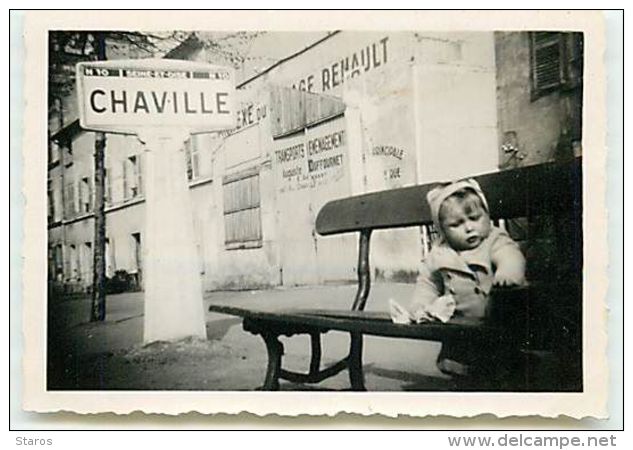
412;226;521;320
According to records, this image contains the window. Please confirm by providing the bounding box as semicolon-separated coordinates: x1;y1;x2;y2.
105;237;115;277
49;140;60;165
80;176;92;213
52;181;62;222
223;170;262;248
74;244;82;281
530;32;564;94
131;232;142;272
68;244;78;280
185;136;200;181
123;154;143;200
64;182;76;218
530;32;583;100
131;232;143;288
63;244;71;280
104;167;112;205
83;241;93;281
47;180;54;223
53;244;63;280
61;142;73;167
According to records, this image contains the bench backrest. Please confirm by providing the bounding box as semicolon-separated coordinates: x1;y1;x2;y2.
316;158;582;235
315;157;582;311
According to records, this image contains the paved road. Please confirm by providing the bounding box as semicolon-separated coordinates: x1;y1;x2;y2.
47;283;458;391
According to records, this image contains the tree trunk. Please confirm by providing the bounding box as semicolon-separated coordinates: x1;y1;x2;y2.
91;33;107;322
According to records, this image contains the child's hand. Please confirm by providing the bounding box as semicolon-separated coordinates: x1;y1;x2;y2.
411;307;433;324
389;299;414;324
426;294;456;323
492;245;526;287
493;266;526;287
411;295;457;323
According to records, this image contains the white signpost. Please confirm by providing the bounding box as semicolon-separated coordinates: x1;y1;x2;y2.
77;59;236;343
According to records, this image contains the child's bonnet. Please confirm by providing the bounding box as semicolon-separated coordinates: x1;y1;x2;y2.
426;178;489;242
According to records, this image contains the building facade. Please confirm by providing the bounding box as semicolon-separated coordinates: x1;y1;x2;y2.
48;31;583;295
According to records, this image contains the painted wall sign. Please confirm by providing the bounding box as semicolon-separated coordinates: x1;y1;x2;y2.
366;140;416;191
371;145;405;160
77;59;236;134
291;36;389;93
370;145;407;182
362;67;418;192
274;128;347;192
218;101;268;139
370;145;407;183
236;103;267;130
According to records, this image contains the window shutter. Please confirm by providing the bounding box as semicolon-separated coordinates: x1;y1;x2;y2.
122;160;128;200
222;172;262;247
76;180;83;214
136;154;143;196
192;135;200;179
79;179;84;213
71;183;76;216
64;184;70;218
63;245;70;280
88;178;93;212
531;32;566;97
192;152;200;179
66;183;75;217
185;139;193;180
55;244;63;274
105;237;114;277
104;168;111;204
84;242;93;279
47;180;54;222
75;245;81;280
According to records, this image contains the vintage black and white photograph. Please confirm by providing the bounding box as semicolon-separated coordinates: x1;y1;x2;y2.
21;10;609;418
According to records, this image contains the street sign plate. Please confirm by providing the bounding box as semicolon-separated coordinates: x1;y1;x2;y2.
76;59;237;134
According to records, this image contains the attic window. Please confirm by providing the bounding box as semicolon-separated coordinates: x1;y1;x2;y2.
530;32;567;99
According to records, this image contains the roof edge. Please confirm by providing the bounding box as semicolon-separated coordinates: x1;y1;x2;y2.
237;31;340;89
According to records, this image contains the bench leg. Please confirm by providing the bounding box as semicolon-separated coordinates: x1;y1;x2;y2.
261;333;284;391
349;332;366;391
309;332;322;375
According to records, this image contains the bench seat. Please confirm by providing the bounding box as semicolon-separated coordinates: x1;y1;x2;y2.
208;304;498;341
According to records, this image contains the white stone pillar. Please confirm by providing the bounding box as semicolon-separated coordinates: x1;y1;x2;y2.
137;131;206;343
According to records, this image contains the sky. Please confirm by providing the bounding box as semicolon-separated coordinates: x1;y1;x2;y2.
161;31;333;84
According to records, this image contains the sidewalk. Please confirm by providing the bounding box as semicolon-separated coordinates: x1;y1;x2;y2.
47;283;456;391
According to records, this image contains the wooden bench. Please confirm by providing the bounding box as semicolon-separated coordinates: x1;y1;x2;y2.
208;157;582;391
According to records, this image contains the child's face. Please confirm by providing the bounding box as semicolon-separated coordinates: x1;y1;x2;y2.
439;194;491;251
